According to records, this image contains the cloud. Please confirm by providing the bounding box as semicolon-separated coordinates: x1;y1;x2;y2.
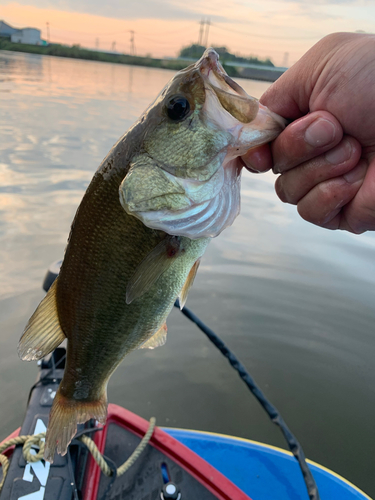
264;3;341;21
275;0;371;4
4;0;226;21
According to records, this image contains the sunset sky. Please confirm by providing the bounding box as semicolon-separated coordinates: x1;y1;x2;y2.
2;0;374;67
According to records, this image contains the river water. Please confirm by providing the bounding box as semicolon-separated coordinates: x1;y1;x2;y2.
0;50;374;497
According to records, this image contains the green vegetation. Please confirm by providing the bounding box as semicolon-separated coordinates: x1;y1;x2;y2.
179;44;274;67
0;39;185;69
0;39;239;76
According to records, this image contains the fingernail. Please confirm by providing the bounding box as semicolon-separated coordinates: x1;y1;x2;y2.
275;177;287;202
325;139;352;165
343;162;366;184
305;118;336;147
245;165;261;173
241;157;261;173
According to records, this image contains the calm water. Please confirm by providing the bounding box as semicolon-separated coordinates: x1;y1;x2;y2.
1;51;375;497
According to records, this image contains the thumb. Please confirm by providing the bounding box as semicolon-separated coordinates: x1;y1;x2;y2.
260;33;354;119
260;62;311;120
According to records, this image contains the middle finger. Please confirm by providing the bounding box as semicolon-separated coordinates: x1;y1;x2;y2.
275;136;362;205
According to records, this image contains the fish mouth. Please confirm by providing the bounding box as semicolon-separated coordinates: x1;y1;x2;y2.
196;48;286;145
197;49;259;124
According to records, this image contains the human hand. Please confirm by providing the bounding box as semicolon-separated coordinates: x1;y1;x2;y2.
242;32;375;233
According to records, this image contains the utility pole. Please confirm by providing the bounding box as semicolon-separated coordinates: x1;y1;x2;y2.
203;19;210;48
129;30;136;55
111;41;116;52
198;19;204;46
282;51;289;68
95;38;99;49
46;21;50;43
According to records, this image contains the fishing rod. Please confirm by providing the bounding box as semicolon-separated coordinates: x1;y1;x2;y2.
174;299;320;500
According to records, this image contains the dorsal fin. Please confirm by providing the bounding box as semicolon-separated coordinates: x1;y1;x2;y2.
18;279;66;361
138;323;167;349
178;258;201;309
126;236;182;304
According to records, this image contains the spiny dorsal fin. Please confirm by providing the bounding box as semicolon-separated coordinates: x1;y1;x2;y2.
126;236;182;304
179;258;201;310
138;323;167;350
18;279;66;361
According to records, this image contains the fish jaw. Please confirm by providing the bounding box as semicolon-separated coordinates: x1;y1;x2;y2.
199;48;286;154
119;49;286;240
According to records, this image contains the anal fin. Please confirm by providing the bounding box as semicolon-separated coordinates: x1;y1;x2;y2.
18;279;66;361
138;323;167;350
179;258;201;309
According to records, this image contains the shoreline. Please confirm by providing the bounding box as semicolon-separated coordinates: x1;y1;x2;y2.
0;41;285;82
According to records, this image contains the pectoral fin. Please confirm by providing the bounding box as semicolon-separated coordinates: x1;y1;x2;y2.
18;279;66;361
179;259;201;309
126;236;182;304
138;323;167;349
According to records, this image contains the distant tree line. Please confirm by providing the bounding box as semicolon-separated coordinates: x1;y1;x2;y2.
0;40;240;76
0;40;186;69
179;44;274;67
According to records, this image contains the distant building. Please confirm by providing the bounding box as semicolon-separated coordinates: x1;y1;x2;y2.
10;28;41;44
0;20;18;37
0;20;45;45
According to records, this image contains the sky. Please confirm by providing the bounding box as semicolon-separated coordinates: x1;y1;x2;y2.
1;0;375;66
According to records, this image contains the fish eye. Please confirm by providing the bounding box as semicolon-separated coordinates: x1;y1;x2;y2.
166;95;191;122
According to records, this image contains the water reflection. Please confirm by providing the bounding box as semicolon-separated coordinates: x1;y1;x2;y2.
0;51;173;102
0;50;374;497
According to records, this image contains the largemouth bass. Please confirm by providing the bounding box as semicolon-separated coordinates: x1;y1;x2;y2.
18;49;285;462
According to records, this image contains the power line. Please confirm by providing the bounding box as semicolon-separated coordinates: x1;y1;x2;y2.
36;18;320;62
44;23;194;38
135;33;179;46
211;22;322;41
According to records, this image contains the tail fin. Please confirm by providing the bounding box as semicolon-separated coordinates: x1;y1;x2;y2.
44;387;107;463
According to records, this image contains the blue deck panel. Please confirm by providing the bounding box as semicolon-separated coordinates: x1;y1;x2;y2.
163;428;371;500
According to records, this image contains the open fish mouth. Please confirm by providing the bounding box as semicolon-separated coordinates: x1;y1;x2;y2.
200;48;286;154
119;49;286;240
